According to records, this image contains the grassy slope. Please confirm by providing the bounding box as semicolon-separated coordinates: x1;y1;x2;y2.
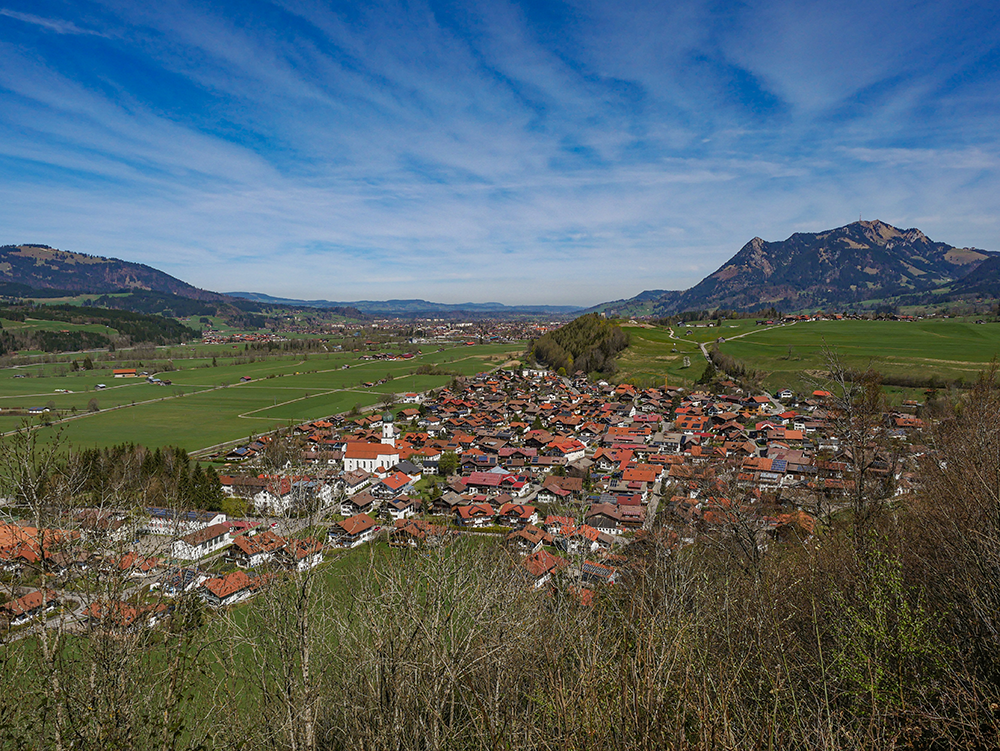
1;316;121;336
616;320;759;386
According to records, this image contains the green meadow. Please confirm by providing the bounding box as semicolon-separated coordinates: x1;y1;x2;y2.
717;317;1000;391
0;341;521;452
615;317;1000;393
615;320;760;386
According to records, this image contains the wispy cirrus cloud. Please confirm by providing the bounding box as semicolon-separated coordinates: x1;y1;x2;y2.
0;0;998;305
0;8;108;36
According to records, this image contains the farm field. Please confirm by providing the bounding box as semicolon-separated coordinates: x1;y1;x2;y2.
615;317;1000;394
718;318;1000;392
1;341;521;452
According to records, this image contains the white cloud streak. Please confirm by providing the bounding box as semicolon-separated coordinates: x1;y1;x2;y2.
0;8;107;35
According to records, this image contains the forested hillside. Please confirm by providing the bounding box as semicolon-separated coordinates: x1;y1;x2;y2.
0;244;226;302
530;313;629;375
0;304;200;355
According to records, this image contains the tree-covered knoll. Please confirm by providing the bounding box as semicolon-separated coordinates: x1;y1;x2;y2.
530;313;629;376
90;290;218;318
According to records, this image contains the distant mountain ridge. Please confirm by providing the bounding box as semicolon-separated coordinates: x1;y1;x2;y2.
225;292;582;317
0;244;580;318
592;220;997;316
0;244;228;302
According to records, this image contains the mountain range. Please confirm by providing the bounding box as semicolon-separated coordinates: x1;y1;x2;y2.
590;220;998;316
3;220;998;321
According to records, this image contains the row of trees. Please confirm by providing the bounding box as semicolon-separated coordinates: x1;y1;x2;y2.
73;444;225;511
653;305;784;325
706;345;765;388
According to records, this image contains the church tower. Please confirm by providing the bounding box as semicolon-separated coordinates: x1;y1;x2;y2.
381;412;395;447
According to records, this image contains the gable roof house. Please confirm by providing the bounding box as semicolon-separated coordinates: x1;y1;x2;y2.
521;549;569;589
143;508;227;537
585;512;622;535
464;471;529;498
219;475;268;499
372;471;414;500
543;515;575;535
83;600;170;630
253;477;297;515
496;503;539;528
172;523;232;561
383;496;421;522
201;570;259;608
330;513;377;548
276;537;324;571
505;524;553;555
114;552;162;578
389;519;450;548
227;529;287;568
0;589;59;626
576;524;615;552
341;489;377;517
455;503;496;528
159;568;209;597
544;438;586;463
582;560;617;586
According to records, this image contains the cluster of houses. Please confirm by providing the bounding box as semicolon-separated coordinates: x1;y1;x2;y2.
357;351;417;362
215;366;930;592
200;331;288;345
0;506;329;629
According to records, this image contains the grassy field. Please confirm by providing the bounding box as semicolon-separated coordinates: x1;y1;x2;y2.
0;316;121;336
615;318;1000;394
717;318;1000;392
0;342;521;452
615;320;759;386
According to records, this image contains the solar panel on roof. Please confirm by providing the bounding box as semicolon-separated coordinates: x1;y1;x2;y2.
771;459;787;472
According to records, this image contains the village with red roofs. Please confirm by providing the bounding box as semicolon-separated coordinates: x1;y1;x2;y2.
1;360;927;633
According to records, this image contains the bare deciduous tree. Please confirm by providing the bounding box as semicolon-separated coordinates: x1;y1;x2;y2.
821;350;899;556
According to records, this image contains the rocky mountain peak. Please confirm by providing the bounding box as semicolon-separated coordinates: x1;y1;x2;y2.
598;219;995;316
852;219;902;245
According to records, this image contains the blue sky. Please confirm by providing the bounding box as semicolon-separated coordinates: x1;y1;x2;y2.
1;0;999;306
